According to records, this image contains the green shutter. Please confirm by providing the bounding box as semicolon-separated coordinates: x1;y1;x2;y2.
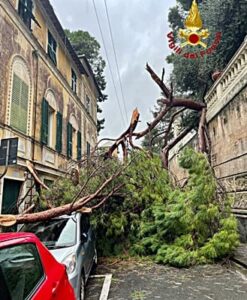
10;74;28;134
77;131;82;160
67;122;73;158
87;142;91;157
19;80;28;133
56;112;63;153
41;98;48;144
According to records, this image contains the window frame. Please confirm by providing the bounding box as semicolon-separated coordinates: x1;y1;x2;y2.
86;95;91;114
18;0;33;30
71;69;77;94
47;31;57;65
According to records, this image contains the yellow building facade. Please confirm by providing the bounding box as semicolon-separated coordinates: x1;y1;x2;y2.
0;0;99;214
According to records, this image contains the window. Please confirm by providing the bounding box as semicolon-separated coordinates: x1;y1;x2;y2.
21;219;77;249
87;142;91;157
43;179;54;188
71;69;77;93
80;214;90;234
18;0;33;29
48;106;54;147
56;112;63;153
41;98;55;147
77;131;82;160
0;243;44;299
10;73;29;134
47;31;57;65
86;95;90;114
67;122;73;158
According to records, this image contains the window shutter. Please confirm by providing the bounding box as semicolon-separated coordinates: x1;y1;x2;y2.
10;74;21;131
67;122;73;158
41;98;48;144
56;112;62;153
87;142;91;157
19;80;28;133
77;131;82;160
10;74;28;134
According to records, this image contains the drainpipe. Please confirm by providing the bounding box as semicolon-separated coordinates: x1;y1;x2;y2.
32;49;39;162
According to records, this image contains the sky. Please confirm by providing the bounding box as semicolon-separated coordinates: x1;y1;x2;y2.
50;0;177;140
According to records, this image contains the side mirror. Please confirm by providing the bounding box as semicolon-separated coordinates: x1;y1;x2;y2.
81;232;88;243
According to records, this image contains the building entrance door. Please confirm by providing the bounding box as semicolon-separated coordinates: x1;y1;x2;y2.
2;179;22;214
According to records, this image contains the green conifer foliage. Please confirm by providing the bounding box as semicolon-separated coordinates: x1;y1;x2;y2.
44;150;239;266
132;149;239;267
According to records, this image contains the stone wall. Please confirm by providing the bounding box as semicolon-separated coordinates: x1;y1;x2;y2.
169;37;247;241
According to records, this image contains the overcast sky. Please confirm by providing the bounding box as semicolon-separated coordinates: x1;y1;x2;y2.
50;0;176;139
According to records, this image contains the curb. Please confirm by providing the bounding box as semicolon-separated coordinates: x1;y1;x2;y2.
230;259;247;277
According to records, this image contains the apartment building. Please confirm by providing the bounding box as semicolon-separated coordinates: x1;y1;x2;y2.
0;0;100;214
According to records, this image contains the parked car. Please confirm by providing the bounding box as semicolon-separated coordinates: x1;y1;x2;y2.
0;232;75;300
19;212;97;300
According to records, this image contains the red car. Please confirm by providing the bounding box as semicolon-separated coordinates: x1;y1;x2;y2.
0;232;76;300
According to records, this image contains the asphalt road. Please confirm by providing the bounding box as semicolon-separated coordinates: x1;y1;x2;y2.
85;259;247;300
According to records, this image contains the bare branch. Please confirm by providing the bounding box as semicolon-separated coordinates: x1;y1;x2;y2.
162;124;195;169
198;108;207;153
26;161;49;190
134;106;171;139
90;183;124;210
146;64;171;98
104;108;140;159
163;108;186;147
159;98;206;111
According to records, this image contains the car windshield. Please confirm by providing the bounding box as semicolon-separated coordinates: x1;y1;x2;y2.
20;217;77;249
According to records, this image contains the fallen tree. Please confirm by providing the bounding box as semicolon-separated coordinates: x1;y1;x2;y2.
0;64;212;227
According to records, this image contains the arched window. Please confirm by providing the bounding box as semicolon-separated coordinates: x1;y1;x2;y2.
10;57;30;134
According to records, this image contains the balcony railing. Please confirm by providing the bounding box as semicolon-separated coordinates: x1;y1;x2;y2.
205;36;247;121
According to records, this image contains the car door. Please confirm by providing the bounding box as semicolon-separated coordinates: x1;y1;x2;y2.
0;241;75;300
0;242;45;300
80;214;94;276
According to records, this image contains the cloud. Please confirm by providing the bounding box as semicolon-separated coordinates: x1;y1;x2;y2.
50;0;176;139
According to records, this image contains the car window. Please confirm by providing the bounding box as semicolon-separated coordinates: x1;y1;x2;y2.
81;214;90;234
20;218;77;249
0;243;44;300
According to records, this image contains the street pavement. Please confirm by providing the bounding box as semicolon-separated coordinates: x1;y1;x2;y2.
85;259;247;300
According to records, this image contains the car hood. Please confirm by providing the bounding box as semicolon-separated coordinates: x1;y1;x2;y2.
49;245;77;263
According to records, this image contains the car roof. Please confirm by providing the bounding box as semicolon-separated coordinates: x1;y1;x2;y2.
0;232;38;247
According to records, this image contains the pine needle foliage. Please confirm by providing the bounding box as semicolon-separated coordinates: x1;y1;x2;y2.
92;149;239;266
44;150;239;266
132;148;239;267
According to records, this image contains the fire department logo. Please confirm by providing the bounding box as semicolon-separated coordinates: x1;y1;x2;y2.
179;0;209;48
167;0;221;59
